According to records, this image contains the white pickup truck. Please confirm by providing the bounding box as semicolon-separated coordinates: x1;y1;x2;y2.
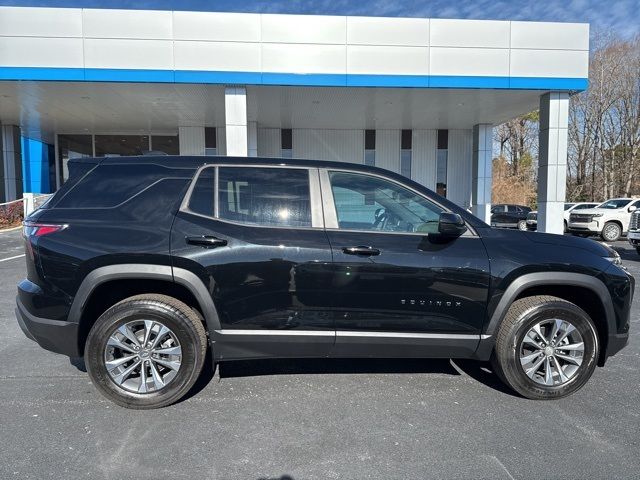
567;198;640;241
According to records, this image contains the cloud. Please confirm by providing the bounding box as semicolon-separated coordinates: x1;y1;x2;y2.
2;0;638;39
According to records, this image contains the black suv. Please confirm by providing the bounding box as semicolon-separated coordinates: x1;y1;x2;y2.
491;204;532;230
16;157;632;409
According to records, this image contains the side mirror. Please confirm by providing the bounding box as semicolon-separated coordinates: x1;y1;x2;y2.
629;206;637;213
438;212;467;237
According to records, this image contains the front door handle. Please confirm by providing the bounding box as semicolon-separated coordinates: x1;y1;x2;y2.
342;246;380;256
186;235;228;248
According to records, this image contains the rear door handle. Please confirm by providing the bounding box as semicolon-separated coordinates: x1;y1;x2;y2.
186;235;228;248
342;246;380;256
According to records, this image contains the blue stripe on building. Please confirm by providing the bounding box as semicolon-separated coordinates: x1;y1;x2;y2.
0;67;589;91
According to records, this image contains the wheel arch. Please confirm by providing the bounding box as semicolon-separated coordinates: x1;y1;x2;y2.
477;272;615;364
70;264;221;355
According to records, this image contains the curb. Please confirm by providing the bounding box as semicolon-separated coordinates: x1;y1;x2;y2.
0;225;23;233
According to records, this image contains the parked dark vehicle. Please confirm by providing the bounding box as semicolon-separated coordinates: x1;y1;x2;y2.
16;156;632;409
491;204;532;230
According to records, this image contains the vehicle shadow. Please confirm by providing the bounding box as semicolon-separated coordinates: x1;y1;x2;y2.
69;351;519;401
451;359;520;397
218;357;458;378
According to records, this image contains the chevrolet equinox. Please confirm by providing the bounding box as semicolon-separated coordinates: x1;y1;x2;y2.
16;156;633;409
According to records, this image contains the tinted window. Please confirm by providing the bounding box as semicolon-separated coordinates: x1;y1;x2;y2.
218;167;311;227
507;205;518;213
574;203;594;210
598;199;631;209
564;203;576;210
187;167;216;217
329;171;444;233
55;163;169;208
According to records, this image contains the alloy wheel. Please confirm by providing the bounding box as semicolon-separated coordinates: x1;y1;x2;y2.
602;223;621;241
519;318;584;386
104;319;182;393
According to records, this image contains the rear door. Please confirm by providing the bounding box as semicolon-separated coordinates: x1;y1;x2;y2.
171;164;335;360
320;168;490;358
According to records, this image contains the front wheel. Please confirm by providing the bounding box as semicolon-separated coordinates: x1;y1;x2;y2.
635;246;640;256
517;220;527;231
492;295;598;400
85;294;208;409
601;222;622;242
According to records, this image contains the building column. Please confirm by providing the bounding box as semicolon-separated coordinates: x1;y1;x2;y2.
0;125;23;202
471;124;493;223
538;92;569;234
178;126;205;155
248;121;258;157
224;86;248;156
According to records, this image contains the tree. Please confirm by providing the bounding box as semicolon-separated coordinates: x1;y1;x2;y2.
567;34;640;201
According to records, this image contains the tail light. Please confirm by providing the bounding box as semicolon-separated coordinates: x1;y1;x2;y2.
23;222;68;238
23;222;68;261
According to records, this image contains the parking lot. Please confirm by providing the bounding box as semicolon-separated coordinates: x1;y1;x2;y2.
0;228;638;480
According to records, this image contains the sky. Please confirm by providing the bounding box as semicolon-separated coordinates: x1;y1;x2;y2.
1;0;639;40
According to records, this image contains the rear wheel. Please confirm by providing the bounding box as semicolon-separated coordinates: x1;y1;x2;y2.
601;222;622;242
492;295;598;400
85;294;207;409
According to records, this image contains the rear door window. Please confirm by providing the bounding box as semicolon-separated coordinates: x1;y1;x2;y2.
186;166;312;228
218;167;311;227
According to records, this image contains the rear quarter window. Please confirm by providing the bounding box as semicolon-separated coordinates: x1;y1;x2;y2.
53;163;177;209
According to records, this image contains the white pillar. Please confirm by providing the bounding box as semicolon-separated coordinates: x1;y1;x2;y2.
178;127;205;155
538;92;569;234
471;124;493;223
248;121;257;157
23;192;35;217
224;86;248;156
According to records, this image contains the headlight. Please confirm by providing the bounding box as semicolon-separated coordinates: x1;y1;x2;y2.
602;243;622;265
604;253;622;266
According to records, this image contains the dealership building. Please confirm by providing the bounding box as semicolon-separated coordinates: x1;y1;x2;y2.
0;6;588;233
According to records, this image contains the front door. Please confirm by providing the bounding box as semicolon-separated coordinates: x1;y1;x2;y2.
321;169;490;358
171;165;334;360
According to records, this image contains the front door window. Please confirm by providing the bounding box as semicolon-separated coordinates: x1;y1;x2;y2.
329;171;444;234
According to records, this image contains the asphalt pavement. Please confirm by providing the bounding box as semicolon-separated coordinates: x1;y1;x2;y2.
0;228;638;480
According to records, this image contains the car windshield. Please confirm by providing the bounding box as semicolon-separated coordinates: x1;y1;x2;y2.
597;199;631;209
564;203;575;210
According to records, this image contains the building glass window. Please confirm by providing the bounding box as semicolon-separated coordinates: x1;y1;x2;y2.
436;129;448;198
57;134;93;184
364;129;376;166
205;127;217;156
400;129;412;178
218;167;311;227
151;136;179;155
329;171;443;234
281;129;293;158
94;135;149;157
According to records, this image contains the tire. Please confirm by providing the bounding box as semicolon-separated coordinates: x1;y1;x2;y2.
601;222;622;242
517;220;527;231
491;295;599;400
85;294;208;409
563;220;568;233
636;247;640;256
